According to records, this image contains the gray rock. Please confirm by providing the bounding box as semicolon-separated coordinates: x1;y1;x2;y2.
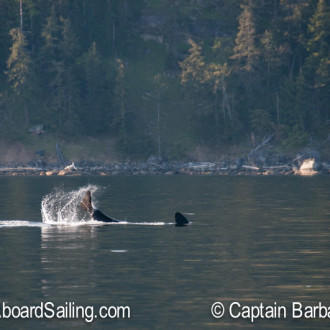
298;158;321;176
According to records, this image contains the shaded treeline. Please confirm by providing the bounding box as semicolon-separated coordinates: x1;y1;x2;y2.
0;0;329;158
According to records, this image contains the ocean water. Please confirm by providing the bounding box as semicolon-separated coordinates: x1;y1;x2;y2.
0;175;329;329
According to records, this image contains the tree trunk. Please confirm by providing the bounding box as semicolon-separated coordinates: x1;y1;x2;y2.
24;102;29;127
20;0;23;31
157;90;161;159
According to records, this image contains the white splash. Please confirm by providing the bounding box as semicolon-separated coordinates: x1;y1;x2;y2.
41;185;99;224
0;220;46;228
40;185;172;226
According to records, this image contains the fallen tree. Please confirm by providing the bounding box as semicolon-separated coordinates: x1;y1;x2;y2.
248;134;274;166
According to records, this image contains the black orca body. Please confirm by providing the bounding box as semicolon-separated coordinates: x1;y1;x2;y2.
80;190;119;223
175;212;189;226
80;190;190;226
91;209;119;222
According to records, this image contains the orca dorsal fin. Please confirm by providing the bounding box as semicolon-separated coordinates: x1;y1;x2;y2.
80;190;93;213
175;212;189;226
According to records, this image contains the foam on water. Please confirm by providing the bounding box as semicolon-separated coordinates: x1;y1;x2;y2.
41;185;99;224
0;220;46;228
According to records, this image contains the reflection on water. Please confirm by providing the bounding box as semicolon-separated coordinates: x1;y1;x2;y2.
40;225;99;301
0;175;329;329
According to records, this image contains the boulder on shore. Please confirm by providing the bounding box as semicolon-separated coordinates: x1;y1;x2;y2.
298;158;320;176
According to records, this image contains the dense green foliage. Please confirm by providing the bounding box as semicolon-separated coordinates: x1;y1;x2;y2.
0;0;329;159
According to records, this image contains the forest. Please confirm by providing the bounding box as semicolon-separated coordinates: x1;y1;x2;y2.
0;0;329;162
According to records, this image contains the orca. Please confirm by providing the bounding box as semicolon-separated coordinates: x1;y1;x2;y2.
80;190;190;226
80;190;119;223
174;212;190;226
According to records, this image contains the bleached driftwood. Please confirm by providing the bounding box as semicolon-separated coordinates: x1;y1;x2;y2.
0;167;41;172
242;165;259;171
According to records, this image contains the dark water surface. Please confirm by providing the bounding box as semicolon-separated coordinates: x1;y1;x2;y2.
0;175;329;329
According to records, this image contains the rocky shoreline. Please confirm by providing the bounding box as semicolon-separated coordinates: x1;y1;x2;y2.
0;157;329;177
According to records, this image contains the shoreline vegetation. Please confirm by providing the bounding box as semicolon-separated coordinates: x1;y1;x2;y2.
0;159;330;176
0;135;329;177
1;157;329;177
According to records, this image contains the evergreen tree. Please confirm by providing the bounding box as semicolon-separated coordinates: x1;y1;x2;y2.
307;0;330;88
304;0;330;132
231;1;259;73
260;29;281;90
230;0;261;132
39;5;62;129
180;39;234;145
153;73;166;159
80;42;109;135
179;39;205;87
39;9;79;132
179;39;211;144
58;16;79;131
0;0;17;75
259;29;281;131
277;0;313;76
114;58;126;129
113;58;129;150
6;27;32;126
179;39;208;124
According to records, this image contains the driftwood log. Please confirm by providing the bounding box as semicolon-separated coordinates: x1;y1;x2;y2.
248;134;274;166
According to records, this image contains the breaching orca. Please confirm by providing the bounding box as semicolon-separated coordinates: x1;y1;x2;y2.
80;190;189;226
80;190;119;222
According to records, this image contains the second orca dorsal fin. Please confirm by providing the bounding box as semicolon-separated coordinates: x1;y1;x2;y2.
80;190;93;213
175;212;189;226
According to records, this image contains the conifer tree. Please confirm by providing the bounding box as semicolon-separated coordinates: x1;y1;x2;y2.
260;29;281;90
114;58;126;129
230;0;260;122
58;16;79;130
179;39;205;87
231;1;259;73
40;8;79;132
180;39;234;144
179;39;207;122
80;42;108;135
39;6;62;128
113;58;129;150
6;27;32;126
304;0;330;130
307;0;330;88
153;73;166;159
